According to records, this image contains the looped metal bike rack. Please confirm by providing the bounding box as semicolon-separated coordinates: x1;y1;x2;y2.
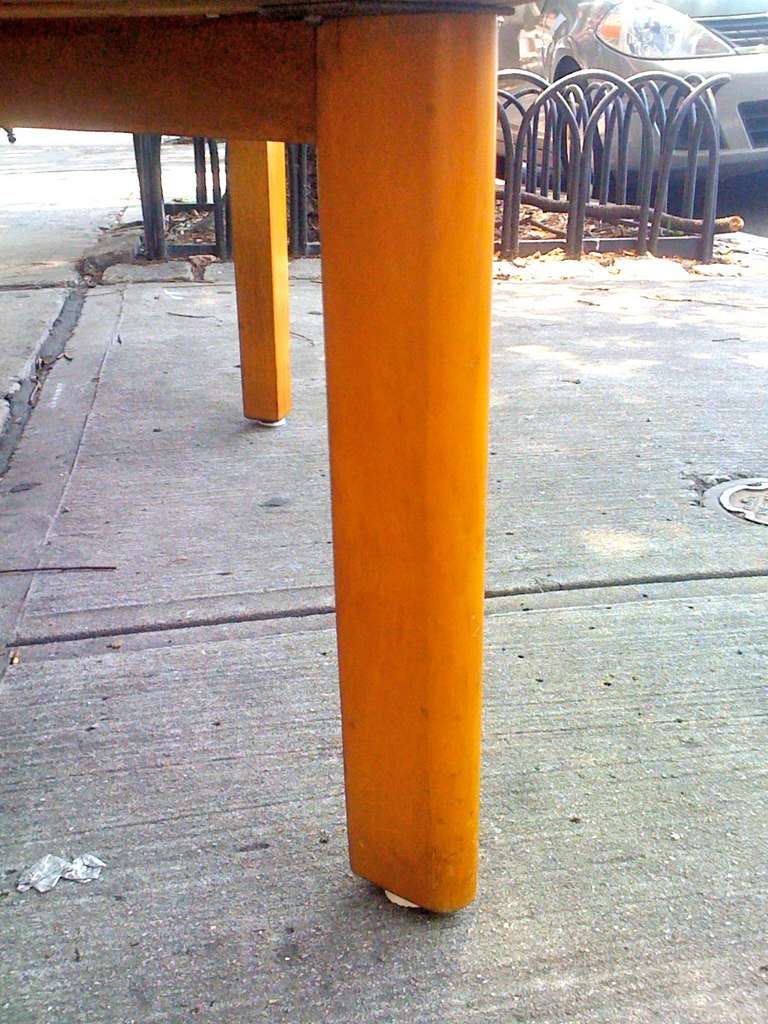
287;142;319;258
496;69;731;261
134;137;316;261
133;135;231;261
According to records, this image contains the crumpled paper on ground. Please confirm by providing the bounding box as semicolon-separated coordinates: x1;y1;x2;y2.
16;853;106;893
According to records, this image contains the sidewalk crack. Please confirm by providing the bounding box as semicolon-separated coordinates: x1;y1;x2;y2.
4;288;126;668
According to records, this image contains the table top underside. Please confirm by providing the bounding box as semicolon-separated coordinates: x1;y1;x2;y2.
0;2;507;142
0;0;515;18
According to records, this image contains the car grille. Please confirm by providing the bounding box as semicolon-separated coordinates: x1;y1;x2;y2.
740;100;768;148
700;14;768;51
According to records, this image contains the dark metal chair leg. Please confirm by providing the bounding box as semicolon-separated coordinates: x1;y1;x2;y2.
193;137;208;205
133;133;167;261
208;138;226;261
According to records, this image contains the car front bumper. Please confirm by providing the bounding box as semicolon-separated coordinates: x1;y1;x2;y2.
589;46;768;176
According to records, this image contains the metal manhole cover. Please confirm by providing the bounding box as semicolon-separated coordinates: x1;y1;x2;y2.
716;478;768;526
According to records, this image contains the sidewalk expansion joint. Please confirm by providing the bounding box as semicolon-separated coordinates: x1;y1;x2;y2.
0;286;87;476
0;282;78;293
11;602;338;649
485;567;768;600
9;566;768;651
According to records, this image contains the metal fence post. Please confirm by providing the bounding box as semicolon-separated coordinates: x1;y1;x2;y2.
133;133;167;261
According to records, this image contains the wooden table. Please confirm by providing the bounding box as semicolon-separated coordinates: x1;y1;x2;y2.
0;0;505;912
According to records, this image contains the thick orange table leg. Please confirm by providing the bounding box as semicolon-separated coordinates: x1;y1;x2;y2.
317;12;497;912
228;139;291;423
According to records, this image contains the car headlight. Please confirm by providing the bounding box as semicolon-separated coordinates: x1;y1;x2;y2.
596;1;734;59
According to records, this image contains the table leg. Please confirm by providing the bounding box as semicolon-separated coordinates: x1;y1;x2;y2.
228;139;291;424
317;12;497;912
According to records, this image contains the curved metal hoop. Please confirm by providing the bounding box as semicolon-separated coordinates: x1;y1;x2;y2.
497;70;730;261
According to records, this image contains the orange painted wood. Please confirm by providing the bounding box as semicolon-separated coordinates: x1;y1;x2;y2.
229;140;292;423
1;0;498;911
0;1;263;14
0;0;512;17
317;11;497;912
0;15;316;141
0;1;264;15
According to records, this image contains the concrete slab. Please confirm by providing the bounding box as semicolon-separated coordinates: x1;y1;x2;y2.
290;257;322;281
0;287;68;435
101;262;194;284
202;261;234;284
485;275;768;593
1;195;766;1023
0;136;214;288
1;586;766;1023
0;265;81;289
6;272;768;644
0;289;123;643
495;256;692;284
203;257;321;285
80;226;142;277
4;279;332;642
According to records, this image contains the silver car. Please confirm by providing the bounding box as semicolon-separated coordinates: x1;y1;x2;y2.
499;0;768;176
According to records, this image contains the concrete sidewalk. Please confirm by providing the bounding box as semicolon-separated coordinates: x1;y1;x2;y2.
1;262;767;1022
0;131;200;288
0;133;208;443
